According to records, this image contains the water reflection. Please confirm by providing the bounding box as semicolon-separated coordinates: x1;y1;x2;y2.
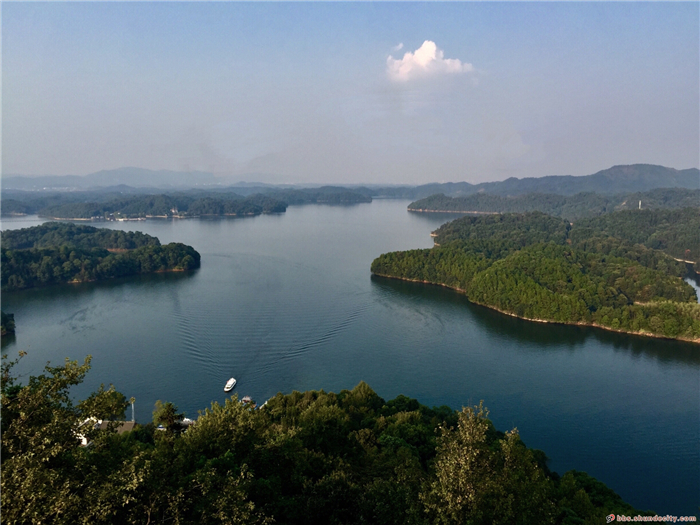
3;269;196;303
406;210;468;227
371;275;700;365
1;334;17;350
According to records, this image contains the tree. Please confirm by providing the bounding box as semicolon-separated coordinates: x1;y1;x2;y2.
421;402;555;525
1;353;130;523
152;400;185;434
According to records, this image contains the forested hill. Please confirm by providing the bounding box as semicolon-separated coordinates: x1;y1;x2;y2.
372;210;700;342
2;222;160;250
472;164;699;196
433;208;700;268
1;355;652;524
1;223;200;291
408;188;700;220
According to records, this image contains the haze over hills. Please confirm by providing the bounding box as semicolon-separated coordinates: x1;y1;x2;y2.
2;167;218;190
378;164;700;200
3;164;698;197
475;164;700;196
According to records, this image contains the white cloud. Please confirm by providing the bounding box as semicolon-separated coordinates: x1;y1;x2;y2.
392;43;404;52
387;40;474;82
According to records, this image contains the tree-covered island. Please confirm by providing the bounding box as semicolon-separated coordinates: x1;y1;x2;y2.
35;193;288;220
372;210;700;343
1;354;653;524
1;223;200;291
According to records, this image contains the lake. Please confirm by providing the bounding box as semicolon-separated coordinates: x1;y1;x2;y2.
2;200;698;515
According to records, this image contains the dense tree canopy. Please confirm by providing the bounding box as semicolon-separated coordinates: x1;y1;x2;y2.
373;211;700;342
2;222;160;251
409;189;700;221
263;187;372;205
1;356;651;524
574;208;700;267
36;193;287;219
1;311;15;335
1;186;374;219
1;224;200;291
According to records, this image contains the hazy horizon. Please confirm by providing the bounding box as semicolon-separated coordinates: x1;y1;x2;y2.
4;163;700;190
3;3;699;185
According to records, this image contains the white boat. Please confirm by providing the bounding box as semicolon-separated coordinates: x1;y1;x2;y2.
224;378;237;392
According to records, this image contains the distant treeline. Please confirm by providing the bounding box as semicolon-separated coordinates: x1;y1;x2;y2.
2;187;372;219
372;210;700;342
408;188;700;220
263;186;372;205
1;223;200;291
5;163;697;198
34;193;286;219
362;164;700;200
2;355;652;524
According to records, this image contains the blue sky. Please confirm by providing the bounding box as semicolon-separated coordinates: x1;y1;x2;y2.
3;2;698;184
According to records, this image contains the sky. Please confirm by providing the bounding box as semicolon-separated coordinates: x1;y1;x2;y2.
2;2;699;185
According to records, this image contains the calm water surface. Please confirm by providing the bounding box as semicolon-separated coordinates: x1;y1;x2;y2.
2;201;698;515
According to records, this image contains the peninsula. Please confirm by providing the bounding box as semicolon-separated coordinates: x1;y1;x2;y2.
372;210;700;343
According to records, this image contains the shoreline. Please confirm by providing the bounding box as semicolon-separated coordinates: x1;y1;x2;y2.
37;212;266;221
372;272;700;345
408;208;500;215
2;267;195;292
64;267;191;284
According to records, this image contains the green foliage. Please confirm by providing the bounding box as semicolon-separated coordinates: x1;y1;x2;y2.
1;354;131;524
2;199;32;215
152;400;185;434
264;187;372;205
423;403;556;525
2;222;160;250
2;243;200;291
1;224;201;291
409;189;700;221
1;186;376;219
185;194;286;216
33;193;287;219
373;211;700;341
0;360;649;524
555;471;654;524
574;208;700;267
613;188;700;211
1;311;15;335
432;211;570;247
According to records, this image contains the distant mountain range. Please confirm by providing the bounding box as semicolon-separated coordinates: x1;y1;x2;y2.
3;164;698;196
2;167;218;190
471;164;699;197
369;164;699;199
